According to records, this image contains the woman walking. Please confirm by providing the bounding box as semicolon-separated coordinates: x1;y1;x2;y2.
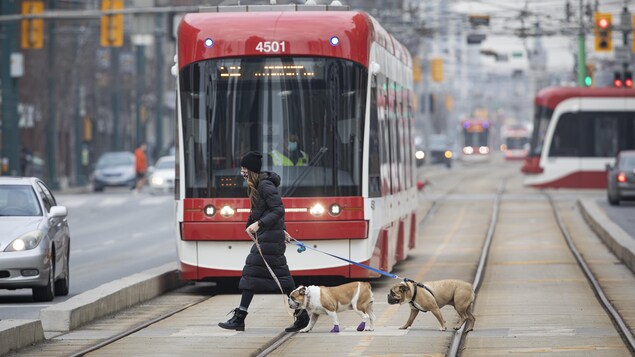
218;151;309;332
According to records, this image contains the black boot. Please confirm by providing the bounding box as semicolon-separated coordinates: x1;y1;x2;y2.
218;308;248;331
285;309;309;332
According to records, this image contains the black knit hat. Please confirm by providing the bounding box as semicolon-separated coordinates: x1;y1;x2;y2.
240;151;263;173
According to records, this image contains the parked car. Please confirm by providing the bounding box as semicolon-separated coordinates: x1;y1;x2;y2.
148;155;175;195
607;150;635;205
0;177;70;301
92;151;136;192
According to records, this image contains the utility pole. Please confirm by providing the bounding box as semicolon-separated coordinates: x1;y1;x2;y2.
620;5;631;77
111;46;120;151
578;0;587;87
154;12;164;159
0;0;21;176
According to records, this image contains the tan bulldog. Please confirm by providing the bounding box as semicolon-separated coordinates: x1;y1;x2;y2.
288;281;375;333
387;279;475;331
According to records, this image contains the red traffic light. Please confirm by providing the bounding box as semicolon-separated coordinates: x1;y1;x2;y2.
598;18;610;28
614;72;623;87
625;72;633;88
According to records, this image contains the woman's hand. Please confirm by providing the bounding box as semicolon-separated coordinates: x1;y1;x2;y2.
246;221;260;234
284;230;293;243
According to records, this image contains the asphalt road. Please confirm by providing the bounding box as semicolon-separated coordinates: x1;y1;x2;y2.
0;187;177;320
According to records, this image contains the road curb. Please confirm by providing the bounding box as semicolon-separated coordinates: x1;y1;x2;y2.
579;199;635;273
0;319;45;355
39;262;184;332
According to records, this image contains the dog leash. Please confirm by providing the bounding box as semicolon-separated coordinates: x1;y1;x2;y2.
288;236;434;297
247;230;294;318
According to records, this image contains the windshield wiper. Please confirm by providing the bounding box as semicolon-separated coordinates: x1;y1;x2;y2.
282;146;328;197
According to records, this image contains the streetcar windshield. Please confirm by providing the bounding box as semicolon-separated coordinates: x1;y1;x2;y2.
179;57;367;198
529;105;552;157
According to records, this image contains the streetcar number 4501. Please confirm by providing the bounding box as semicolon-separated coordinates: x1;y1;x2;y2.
255;41;286;53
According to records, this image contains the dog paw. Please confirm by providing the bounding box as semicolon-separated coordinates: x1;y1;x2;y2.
299;328;310;333
356;322;366;332
330;325;340;333
440;326;447;331
398;326;408;330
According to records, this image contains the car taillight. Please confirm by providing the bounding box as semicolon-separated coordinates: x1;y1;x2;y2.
617;172;627;183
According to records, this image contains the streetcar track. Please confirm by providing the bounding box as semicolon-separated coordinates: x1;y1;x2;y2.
69;295;213;357
546;193;635;354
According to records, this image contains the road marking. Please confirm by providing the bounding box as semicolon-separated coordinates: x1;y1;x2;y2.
98;197;128;207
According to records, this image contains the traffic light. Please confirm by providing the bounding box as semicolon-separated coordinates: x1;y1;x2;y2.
594;13;613;52
431;58;443;82
21;1;44;49
100;0;124;47
584;64;595;87
614;72;623;87
625;71;633;88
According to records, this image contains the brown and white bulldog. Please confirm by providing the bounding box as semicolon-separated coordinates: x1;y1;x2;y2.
387;279;475;331
288;281;375;333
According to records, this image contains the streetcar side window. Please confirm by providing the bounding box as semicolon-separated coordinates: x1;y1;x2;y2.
369;74;381;198
549;113;579;157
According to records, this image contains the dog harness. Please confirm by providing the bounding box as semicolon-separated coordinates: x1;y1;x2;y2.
408;282;435;313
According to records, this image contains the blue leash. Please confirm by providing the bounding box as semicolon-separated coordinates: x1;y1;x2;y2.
288;237;400;280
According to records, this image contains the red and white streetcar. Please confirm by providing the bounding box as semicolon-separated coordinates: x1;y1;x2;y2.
459;117;492;162
522;87;635;188
173;5;418;281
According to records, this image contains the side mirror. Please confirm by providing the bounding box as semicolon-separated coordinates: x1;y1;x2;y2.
49;206;67;218
605;163;612;171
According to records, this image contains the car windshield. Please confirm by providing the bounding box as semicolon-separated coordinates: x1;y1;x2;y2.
96;153;133;168
0;185;43;216
620;155;635;169
156;158;175;170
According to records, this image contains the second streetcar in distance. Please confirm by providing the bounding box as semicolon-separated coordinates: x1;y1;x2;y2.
522;87;635;188
174;5;418;282
460;117;492;162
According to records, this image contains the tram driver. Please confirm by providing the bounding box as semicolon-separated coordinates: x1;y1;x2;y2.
270;133;309;166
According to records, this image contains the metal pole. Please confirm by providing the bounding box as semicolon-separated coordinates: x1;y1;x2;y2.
135;44;146;147
73;2;85;186
0;0;21;176
46;0;59;188
578;0;587;87
111;46;120;151
154;13;164;160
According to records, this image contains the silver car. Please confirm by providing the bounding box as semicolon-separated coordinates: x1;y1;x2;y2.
607;150;635;205
0;177;70;301
92;151;136;192
148;155;175;195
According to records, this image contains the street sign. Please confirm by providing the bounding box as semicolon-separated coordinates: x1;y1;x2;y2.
615;45;631;63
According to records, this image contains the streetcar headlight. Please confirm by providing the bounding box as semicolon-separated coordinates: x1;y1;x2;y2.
462;147;473;155
204;38;214;47
329;36;340;46
204;205;216;217
415;150;425;160
329;204;341;216
479;146;489;154
309;203;325;217
220;205;235;218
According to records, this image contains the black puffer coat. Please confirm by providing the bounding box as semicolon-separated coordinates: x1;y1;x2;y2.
239;171;295;293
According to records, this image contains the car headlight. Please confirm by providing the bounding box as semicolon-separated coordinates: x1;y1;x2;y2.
151;176;164;185
4;231;43;252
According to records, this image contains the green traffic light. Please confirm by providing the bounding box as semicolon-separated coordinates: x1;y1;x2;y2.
584;76;593;86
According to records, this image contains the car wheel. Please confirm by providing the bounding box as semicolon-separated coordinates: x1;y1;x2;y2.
607;192;620;205
94;185;104;192
54;246;70;296
33;256;55;302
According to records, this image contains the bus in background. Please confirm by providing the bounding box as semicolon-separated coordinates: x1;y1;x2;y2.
521;87;635;188
460;117;492;162
500;124;530;161
174;5;417;282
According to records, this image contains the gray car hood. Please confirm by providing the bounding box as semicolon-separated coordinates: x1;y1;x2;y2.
0;217;43;245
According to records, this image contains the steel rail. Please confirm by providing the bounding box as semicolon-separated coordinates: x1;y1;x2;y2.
547;193;635;354
447;179;505;357
68;295;212;357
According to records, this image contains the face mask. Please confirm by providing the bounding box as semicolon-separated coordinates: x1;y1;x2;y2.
288;142;298;151
241;171;249;180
